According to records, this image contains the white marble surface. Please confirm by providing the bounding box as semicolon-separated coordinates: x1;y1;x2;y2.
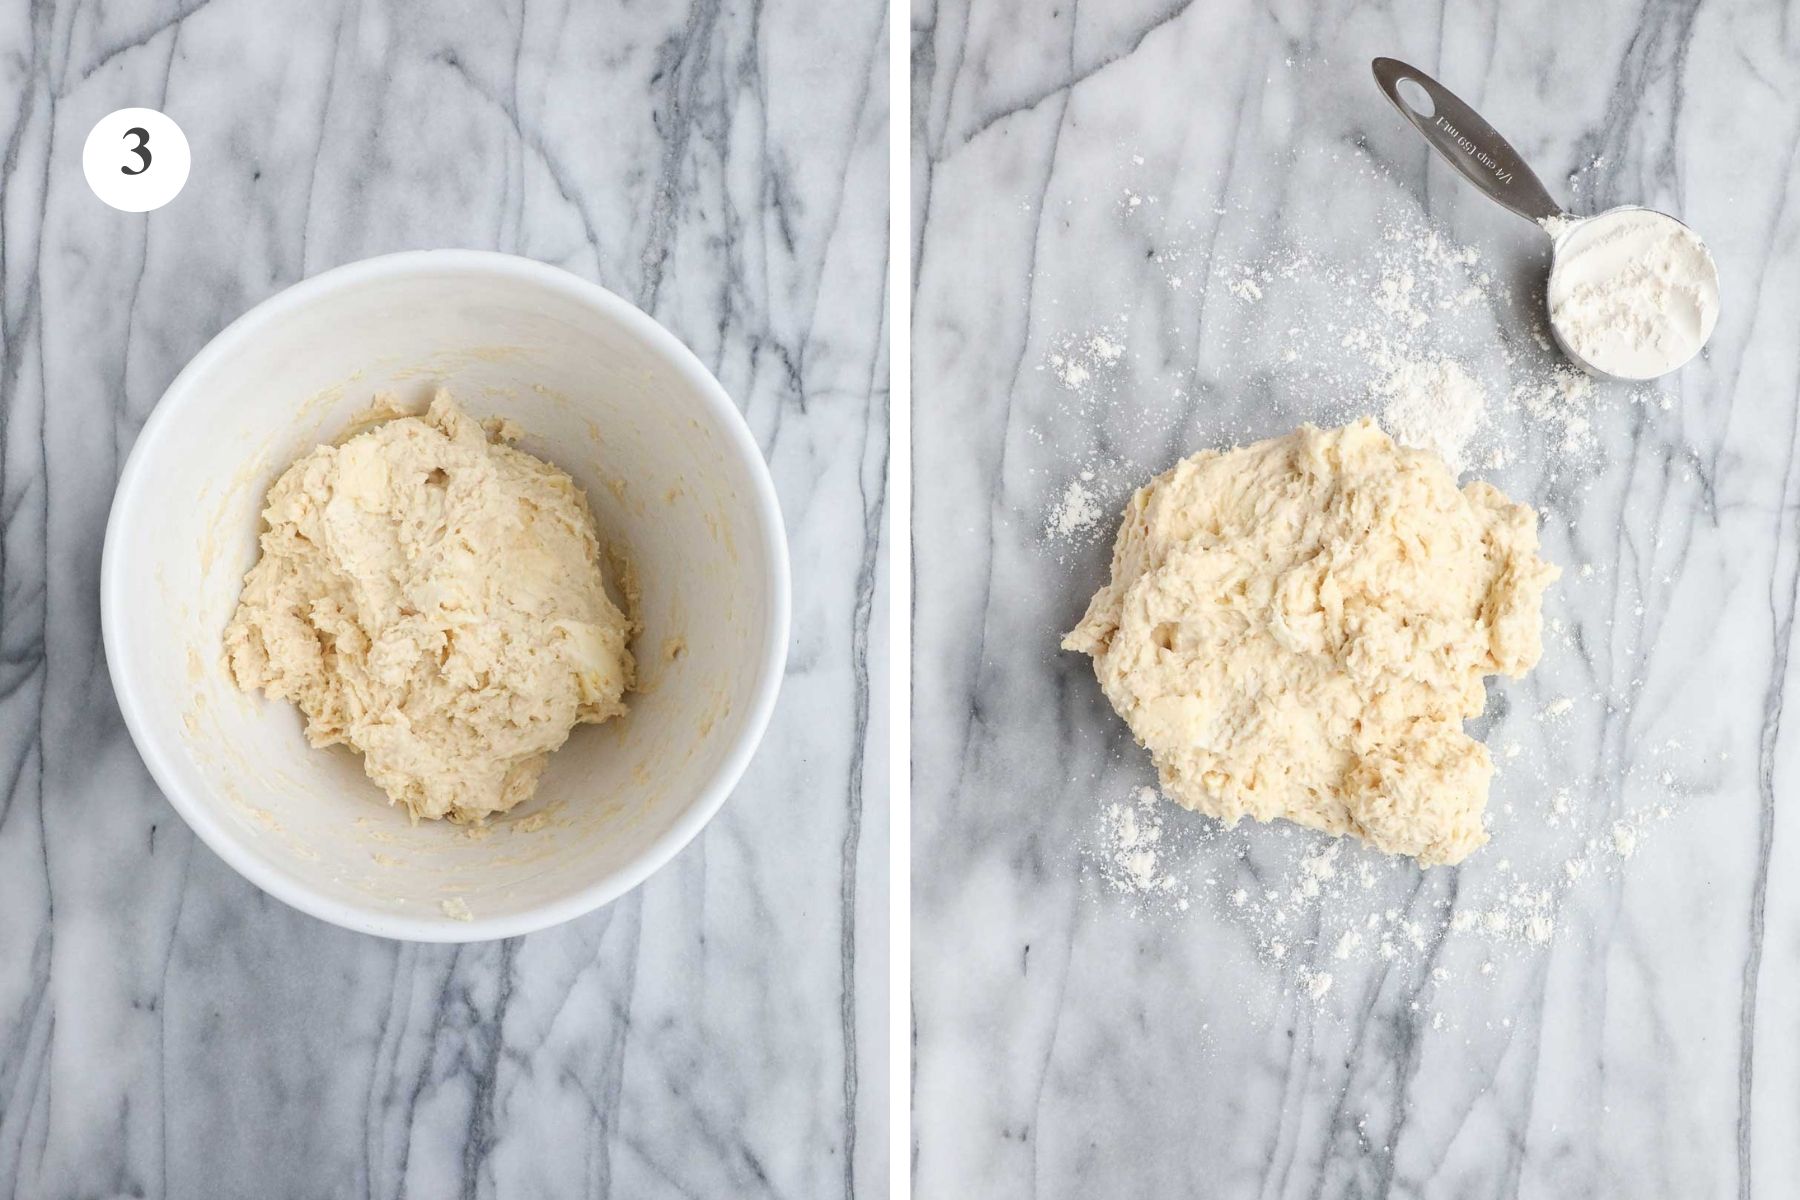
914;1;1800;1196
0;2;887;1196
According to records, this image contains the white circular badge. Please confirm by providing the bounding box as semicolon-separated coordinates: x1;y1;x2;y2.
82;108;190;212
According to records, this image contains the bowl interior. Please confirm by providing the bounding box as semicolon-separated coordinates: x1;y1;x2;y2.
106;256;783;937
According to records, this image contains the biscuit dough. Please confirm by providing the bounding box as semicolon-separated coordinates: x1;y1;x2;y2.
226;392;634;823
1063;419;1558;866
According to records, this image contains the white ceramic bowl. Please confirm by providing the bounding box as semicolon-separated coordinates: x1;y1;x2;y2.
101;251;789;941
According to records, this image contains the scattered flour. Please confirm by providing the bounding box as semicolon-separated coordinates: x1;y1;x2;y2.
1373;357;1487;473
1089;333;1126;363
1227;267;1265;302
1518;367;1599;454
1085;771;1680;1014
1097;787;1188;909
1050;355;1091;390
1195;208;1662;480
1048;330;1124;390
1611;821;1639;859
1301;968;1334;1000
1046;474;1104;539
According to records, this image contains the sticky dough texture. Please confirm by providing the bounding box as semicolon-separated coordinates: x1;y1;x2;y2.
226;392;634;823
1063;419;1558;866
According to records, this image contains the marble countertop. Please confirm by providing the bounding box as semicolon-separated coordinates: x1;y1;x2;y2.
0;1;887;1196
914;0;1800;1195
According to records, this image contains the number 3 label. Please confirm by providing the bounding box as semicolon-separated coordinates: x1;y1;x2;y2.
120;127;151;176
83;108;189;212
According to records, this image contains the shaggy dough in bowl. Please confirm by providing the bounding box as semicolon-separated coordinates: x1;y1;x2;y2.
1063;419;1558;866
225;391;635;823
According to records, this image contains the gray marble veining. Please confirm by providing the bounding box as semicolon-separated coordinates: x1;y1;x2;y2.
914;1;1800;1196
0;1;887;1197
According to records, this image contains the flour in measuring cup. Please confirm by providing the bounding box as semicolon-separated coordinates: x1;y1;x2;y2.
1546;208;1720;380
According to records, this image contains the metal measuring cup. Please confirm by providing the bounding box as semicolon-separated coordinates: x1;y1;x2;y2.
1371;57;1719;382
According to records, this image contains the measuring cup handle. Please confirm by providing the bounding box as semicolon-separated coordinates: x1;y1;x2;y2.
1371;57;1566;226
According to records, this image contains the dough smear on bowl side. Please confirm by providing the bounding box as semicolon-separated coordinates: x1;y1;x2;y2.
225;390;636;824
1063;418;1558;867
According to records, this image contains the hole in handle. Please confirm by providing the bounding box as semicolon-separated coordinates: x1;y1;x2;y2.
1395;77;1434;119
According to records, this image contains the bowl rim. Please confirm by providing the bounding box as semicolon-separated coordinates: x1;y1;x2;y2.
99;249;792;943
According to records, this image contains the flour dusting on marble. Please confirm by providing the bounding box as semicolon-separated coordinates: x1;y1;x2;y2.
1096;787;1189;911
1373;356;1487;474
1045;473;1104;540
1046;328;1128;394
1207;214;1662;475
1030;182;1669;575
1086;769;1682;1015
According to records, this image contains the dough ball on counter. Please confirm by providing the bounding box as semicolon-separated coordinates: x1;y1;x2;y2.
1063;418;1558;866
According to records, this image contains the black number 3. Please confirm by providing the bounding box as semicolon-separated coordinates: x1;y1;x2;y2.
121;127;151;176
